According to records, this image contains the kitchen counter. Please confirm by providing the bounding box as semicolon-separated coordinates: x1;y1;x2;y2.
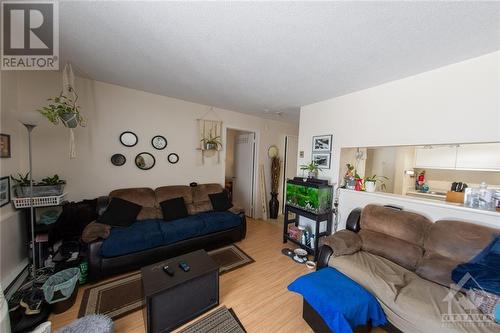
337;189;499;231
405;190;447;201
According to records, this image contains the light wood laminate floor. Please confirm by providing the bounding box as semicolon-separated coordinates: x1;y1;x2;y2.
49;218;315;332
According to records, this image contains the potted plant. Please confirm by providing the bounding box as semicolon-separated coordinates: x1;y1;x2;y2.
38;92;85;128
364;174;388;192
344;163;359;189
11;173;66;197
300;161;321;179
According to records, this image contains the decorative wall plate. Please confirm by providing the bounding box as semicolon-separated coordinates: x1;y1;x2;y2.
135;152;155;170
151;135;167;150
111;153;126;166
120;131;138;147
167;153;179;164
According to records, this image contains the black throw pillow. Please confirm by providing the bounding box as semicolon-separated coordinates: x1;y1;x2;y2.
99;197;142;227
160;197;189;222
209;191;233;212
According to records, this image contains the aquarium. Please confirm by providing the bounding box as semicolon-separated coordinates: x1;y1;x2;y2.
286;179;332;214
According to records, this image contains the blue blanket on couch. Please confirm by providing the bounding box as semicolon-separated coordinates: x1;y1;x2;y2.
452;235;500;295
288;267;386;333
100;211;242;258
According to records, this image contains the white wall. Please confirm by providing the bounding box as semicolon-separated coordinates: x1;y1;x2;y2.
0;71;297;287
299;51;500;188
0;71;28;288
299;51;500;228
11;71;297;219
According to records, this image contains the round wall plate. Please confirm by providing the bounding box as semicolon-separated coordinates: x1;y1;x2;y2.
135;152;155;170
111;153;126;166
119;131;138;147
151;135;167;150
168;153;179;164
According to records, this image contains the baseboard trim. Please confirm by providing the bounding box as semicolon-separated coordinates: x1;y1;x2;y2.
3;259;29;300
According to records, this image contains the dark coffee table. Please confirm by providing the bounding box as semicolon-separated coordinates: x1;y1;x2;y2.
141;249;219;333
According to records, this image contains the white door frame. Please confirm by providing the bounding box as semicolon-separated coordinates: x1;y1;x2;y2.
282;134;298;213
223;126;259;218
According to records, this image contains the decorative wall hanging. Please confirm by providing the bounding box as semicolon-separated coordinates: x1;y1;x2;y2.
38;63;86;159
0;134;11;158
120;131;138;147
312;135;332;152
167;153;179;164
111;154;126;166
151;135;167;150
311;134;332;169
312;153;331;169
135;152;155;170
197;107;223;164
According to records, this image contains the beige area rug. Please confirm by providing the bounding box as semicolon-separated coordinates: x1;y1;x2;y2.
78;245;254;319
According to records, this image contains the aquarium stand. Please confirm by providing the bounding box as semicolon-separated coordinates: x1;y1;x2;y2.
283;205;332;261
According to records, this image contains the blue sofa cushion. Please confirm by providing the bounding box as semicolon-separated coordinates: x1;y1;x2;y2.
100;219;164;258
100;212;243;258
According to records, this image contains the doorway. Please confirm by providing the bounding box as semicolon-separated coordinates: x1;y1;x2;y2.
282;135;299;212
225;128;256;218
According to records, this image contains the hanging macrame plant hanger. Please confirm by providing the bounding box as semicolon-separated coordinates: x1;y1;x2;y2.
197;107;223;164
62;63;78;159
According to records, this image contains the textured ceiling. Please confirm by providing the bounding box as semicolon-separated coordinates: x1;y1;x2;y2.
59;2;500;123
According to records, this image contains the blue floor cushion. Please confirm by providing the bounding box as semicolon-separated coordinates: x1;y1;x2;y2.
288;267;386;333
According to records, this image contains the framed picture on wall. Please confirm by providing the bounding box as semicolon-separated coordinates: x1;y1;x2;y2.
0;134;11;158
0;176;10;207
312;135;332;152
312;153;331;169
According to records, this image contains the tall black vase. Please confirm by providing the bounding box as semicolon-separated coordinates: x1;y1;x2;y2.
269;192;279;219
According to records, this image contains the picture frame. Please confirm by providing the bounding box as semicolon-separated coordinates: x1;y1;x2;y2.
0;176;10;207
0;134;11;158
312;153;331;169
312;135;332;152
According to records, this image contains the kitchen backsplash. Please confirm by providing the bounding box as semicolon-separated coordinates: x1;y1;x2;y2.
413;168;500;191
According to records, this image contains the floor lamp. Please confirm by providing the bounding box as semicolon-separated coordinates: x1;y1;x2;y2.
17;111;42;282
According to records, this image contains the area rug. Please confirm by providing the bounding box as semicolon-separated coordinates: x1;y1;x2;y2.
78;244;254;319
178;306;246;333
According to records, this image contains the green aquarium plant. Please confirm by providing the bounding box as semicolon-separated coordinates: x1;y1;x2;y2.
286;182;332;214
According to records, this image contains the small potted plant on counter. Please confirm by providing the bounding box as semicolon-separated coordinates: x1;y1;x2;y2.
11;173;66;197
300;161;321;179
364;174;388;193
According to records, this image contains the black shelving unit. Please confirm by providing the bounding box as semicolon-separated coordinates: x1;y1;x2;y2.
283;204;332;260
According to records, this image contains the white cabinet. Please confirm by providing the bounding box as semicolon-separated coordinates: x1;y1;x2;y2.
415;146;457;169
456;143;500;171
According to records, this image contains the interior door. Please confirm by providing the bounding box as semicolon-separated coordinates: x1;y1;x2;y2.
282;135;299;211
233;132;255;217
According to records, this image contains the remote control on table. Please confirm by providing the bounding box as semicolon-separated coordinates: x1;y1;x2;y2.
179;261;190;272
163;265;174;276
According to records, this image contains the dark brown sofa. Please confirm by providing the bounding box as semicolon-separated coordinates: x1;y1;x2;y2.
315;204;499;333
87;184;246;281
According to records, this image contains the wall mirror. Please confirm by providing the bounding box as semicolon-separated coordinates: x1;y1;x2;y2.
151;135;167;150
111;153;126;166
120;131;138;147
135;152;155;170
168;153;179;164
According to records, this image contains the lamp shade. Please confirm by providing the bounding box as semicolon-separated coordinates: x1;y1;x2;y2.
17;111;42;126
